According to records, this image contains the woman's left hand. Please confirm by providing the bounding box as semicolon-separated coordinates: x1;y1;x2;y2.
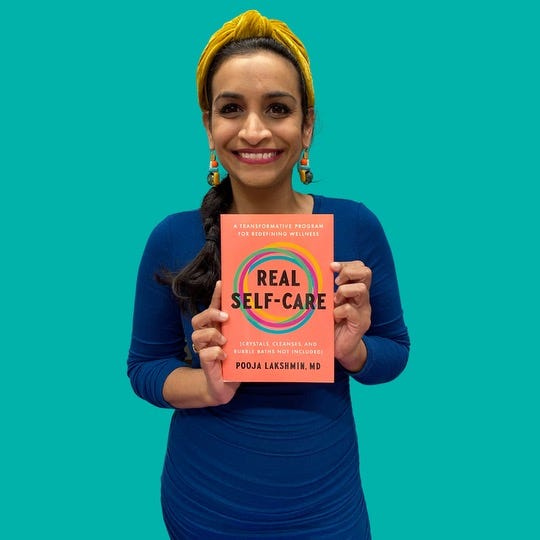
330;261;372;373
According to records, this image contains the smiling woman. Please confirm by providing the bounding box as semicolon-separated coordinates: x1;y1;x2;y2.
204;48;314;207
127;9;410;540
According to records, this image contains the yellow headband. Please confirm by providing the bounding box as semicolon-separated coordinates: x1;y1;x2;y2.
196;10;314;111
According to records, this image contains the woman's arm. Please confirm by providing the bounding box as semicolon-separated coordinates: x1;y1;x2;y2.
127;217;192;408
163;282;239;407
127;218;239;409
334;203;410;384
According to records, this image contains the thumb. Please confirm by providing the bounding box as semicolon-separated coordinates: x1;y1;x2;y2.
209;280;222;310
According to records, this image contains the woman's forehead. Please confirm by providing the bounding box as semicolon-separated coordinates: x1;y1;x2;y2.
211;51;301;96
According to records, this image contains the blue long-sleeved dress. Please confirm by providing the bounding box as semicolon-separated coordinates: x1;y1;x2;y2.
127;194;410;539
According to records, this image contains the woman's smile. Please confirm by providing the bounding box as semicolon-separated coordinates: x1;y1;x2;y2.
234;149;283;164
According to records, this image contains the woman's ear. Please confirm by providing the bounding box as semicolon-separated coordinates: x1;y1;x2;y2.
302;107;315;148
203;111;214;147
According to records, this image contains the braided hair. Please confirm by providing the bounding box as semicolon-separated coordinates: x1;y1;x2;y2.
158;177;233;315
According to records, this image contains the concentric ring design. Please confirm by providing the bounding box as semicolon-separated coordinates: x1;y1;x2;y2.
232;242;323;334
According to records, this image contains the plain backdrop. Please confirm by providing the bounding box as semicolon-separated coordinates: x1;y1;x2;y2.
1;1;538;538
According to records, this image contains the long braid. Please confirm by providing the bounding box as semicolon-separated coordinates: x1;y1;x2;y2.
158;177;233;314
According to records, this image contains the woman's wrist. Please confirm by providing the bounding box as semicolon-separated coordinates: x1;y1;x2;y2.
339;339;368;374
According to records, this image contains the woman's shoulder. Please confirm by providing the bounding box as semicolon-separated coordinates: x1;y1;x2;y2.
143;209;204;265
149;208;203;239
143;209;203;252
159;208;202;229
313;194;381;227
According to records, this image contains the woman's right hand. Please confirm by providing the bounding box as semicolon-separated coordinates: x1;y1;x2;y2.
191;281;240;405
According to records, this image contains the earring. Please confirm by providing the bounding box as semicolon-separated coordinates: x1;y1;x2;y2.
297;148;313;185
207;151;220;187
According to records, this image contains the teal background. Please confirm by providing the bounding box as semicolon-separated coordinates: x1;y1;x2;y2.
1;1;538;538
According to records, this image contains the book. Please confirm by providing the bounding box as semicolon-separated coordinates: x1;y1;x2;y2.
220;214;334;383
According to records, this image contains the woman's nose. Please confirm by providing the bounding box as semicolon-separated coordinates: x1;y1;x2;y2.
238;112;272;144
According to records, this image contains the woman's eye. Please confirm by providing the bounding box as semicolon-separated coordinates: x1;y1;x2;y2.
268;103;291;117
219;103;241;115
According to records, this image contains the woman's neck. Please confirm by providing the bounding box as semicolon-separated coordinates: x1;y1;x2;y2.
228;185;313;215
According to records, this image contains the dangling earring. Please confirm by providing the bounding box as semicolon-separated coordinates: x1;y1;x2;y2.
207;151;220;187
297;148;313;185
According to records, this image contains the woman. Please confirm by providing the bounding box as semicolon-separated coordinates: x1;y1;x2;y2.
128;10;409;539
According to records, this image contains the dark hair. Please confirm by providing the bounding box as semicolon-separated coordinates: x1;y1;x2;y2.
159;37;311;315
157;178;233;315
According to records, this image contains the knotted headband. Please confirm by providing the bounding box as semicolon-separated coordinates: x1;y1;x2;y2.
196;9;315;111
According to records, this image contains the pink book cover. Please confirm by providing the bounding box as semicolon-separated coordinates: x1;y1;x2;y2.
220;214;334;382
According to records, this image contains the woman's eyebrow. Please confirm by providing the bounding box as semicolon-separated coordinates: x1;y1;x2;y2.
214;91;243;101
214;91;297;101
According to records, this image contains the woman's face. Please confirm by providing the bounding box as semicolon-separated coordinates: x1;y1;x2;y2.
204;50;313;191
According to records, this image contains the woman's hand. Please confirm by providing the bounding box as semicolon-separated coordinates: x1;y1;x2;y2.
191;281;240;405
330;261;372;373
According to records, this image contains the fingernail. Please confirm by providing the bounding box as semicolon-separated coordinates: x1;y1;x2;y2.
219;311;228;320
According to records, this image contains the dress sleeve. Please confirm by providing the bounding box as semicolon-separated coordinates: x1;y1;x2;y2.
350;205;410;385
127;217;189;408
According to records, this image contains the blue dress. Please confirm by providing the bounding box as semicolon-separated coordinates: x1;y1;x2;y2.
128;195;410;539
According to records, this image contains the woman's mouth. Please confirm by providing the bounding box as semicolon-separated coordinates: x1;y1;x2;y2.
234;150;282;164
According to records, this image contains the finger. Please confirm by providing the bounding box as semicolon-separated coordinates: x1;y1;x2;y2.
198;346;228;381
333;261;371;285
192;281;228;330
334;283;369;306
209;280;223;310
331;261;371;287
333;303;371;337
198;345;227;367
334;300;370;322
192;327;227;351
192;308;228;330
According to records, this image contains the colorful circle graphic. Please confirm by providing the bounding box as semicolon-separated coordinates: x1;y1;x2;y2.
233;242;324;334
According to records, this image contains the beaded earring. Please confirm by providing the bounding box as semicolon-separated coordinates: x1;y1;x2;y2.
297;148;313;185
207;151;220;187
